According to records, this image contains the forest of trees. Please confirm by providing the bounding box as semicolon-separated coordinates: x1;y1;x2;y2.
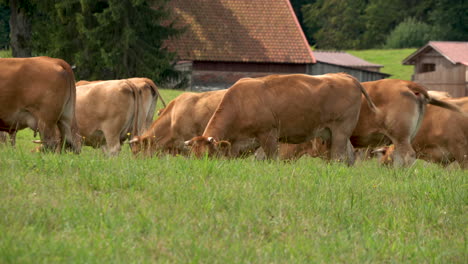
292;0;468;49
0;0;181;84
0;0;467;82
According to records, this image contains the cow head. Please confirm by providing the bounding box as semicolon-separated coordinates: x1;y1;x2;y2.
372;145;395;166
129;136;150;156
184;136;231;158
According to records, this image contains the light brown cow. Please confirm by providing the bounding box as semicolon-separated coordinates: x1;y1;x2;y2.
129;90;229;156
281;80;461;166
350;79;461;167
0;57;81;152
127;78;166;131
376;96;468;168
76;80;145;155
77;78;166;132
185;73;377;165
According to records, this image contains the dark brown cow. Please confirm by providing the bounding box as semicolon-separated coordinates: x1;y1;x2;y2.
76;80;145;155
0;57;81;152
185;73;377;165
129;90;229;156
377;96;468;168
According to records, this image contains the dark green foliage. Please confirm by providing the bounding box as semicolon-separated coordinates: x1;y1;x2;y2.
303;0;367;49
428;0;468;41
384;18;433;48
32;0;181;84
0;3;9;49
300;0;468;49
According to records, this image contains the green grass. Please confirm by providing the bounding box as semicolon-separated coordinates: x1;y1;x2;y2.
1;55;466;263
1;95;467;262
0;49;11;58
347;48;417;80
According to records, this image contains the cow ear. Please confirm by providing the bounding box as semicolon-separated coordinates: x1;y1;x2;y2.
207;137;216;143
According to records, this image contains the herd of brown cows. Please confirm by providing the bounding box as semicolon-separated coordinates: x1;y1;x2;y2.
1;57;467;168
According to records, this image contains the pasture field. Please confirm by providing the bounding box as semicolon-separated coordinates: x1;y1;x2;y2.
347;48;416;80
1;89;467;263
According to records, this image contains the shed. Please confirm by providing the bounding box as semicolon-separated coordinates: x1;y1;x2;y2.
308;51;390;82
166;0;315;91
402;41;468;97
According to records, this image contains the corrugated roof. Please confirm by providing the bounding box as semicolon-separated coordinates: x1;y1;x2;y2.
165;0;315;64
403;41;468;66
313;51;383;68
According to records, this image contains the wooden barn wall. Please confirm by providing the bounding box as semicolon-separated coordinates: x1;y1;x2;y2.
189;62;308;91
307;62;388;82
412;51;467;97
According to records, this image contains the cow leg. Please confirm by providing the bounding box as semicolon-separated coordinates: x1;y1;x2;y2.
102;130;122;156
257;130;278;159
9;131;17;147
38;121;60;152
330;129;355;166
57;111;81;153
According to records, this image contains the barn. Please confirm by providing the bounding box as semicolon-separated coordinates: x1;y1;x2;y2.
309;51;390;82
403;41;468;97
166;0;389;91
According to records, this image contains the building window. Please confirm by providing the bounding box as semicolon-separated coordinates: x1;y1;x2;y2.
421;63;435;73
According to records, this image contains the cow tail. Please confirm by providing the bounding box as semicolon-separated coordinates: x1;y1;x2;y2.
409;82;462;113
428;97;462;113
147;78;166;108
62;61;81;153
354;78;378;113
126;80;145;138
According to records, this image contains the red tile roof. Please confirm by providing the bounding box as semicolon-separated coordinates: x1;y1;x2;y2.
403;41;468;66
313;51;383;68
165;0;315;64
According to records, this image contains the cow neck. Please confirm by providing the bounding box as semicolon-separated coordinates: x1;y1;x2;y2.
203;99;237;141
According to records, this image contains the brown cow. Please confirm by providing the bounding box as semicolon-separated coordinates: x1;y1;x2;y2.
351;79;461;167
0;57;81;152
129;90;230;156
281;80;461;166
184;73;377;165
77;78;166;132
76;80;145;156
376;96;468;168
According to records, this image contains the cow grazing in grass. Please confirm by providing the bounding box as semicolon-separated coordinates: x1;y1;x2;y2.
129;90;253;156
75;80;146;156
278;80;462;166
0;57;81;152
350;79;461;167
376;96;468;168
185;73;377;165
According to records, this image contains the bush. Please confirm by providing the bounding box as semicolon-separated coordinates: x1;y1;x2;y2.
384;17;433;49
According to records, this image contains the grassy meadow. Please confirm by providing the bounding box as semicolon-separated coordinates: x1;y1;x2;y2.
1;88;467;263
348;48;416;80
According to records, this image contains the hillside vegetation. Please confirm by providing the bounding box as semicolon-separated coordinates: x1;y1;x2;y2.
348;48;416;80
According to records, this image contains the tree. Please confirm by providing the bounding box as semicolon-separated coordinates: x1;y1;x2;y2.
2;0;34;57
32;0;181;84
0;3;9;49
429;0;468;41
302;0;367;49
